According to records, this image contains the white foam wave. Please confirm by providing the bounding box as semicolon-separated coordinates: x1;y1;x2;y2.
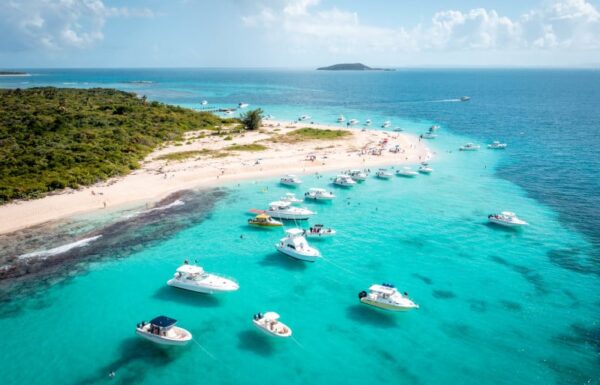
145;199;185;213
18;235;102;260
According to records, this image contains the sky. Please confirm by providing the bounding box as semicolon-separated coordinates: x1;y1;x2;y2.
0;0;599;68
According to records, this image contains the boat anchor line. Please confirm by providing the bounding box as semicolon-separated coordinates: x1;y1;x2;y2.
291;336;305;350
192;338;216;360
321;256;359;277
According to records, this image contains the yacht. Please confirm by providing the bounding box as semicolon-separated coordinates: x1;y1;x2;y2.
460;96;471;102
418;163;433;174
421;132;437;139
346;169;368;181
381;121;391;128
375;169;393;179
365;119;372;126
253;312;292;338
488;141;507;149
299;115;311;121
303;224;336;238
248;214;283;227
238;102;249;108
136;316;192;346
265;201;314;220
280;192;303;204
276;228;321;262
167;263;239;293
337;115;345;123
488;211;528;228
200;100;208;105
332;174;356;187
348;119;359;126
396;167;418;177
280;174;302;186
305;188;336;201
459;143;480;151
358;284;419;312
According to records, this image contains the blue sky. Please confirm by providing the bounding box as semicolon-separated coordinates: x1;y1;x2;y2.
1;0;599;68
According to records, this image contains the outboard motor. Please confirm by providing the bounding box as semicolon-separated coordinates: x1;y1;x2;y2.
358;291;367;299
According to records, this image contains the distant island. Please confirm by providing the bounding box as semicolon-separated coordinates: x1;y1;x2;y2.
317;63;394;71
0;71;29;76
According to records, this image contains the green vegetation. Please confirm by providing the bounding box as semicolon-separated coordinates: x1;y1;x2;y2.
226;143;267;152
0;87;235;202
273;127;351;143
240;108;263;131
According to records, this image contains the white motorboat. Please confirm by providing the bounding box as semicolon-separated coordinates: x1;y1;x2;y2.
348;119;359;126
265;201;314;220
418;163;433;174
429;125;440;131
381;120;391;128
276;228;321;262
396;167;418;177
358;284;419;312
280;174;302;186
332;174;356;187
337;115;345;123
459;143;480;151
488;211;528;228
460;96;471;102
200;100;208;105
305;188;336;201
299;115;311;121
238;102;249;108
253;312;292;338
136;316;192;346
303;224;336;238
375;169;393;179
365;119;372;126
346;169;368;181
167;263;239;294
421;132;437;139
488;141;507;149
280;192;303;204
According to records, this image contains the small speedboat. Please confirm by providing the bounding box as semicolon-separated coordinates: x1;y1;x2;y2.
167;263;239;293
358;284;419;312
392;127;403;132
381;121;391;128
488;141;507;149
337;115;345;123
136;316;192;346
346;169;368;181
299;115;311;121
488;211;528;228
305;188;336;201
375;169;393;179
460;96;471;102
248;213;283;227
200;100;208;105
238;102;249;108
418;163;433;174
303;224;336;238
429;125;440;131
365;119;372;126
276;228;321;262
280;192;303;204
396;167;418;177
332;174;356;187
421;132;437;139
253;312;292;338
348;119;359;126
265;201;314;220
459;143;480;151
280;174;302;186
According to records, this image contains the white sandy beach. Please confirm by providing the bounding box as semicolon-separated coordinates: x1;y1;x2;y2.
0;120;432;235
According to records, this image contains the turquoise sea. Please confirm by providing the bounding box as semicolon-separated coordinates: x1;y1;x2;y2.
0;69;599;385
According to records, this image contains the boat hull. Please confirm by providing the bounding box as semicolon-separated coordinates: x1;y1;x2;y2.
136;328;192;346
280;181;301;186
305;195;334;201
253;320;292;338
276;245;320;262
265;211;312;220
305;231;336;238
488;218;527;227
167;279;238;293
360;298;417;312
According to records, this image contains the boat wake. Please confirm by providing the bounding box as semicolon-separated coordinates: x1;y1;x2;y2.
17;235;102;260
427;98;462;103
144;199;185;213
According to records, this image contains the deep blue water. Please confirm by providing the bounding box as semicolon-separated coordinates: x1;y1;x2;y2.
1;69;599;385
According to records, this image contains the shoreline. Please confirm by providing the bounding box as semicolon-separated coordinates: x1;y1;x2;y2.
0;119;432;235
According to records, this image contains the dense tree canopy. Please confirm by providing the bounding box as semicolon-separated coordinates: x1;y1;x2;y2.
0;87;233;202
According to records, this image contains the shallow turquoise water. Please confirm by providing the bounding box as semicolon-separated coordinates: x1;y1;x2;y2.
0;69;599;385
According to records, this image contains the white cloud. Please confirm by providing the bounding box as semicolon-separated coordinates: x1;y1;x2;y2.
242;0;600;55
0;0;154;51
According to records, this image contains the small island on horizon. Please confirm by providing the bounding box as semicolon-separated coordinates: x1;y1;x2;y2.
317;63;394;71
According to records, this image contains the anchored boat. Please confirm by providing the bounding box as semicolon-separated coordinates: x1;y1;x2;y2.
276;228;321;262
358;284;419;312
136;316;192;346
248;213;283;227
488;211;528;227
167;263;239;293
253;312;292;338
